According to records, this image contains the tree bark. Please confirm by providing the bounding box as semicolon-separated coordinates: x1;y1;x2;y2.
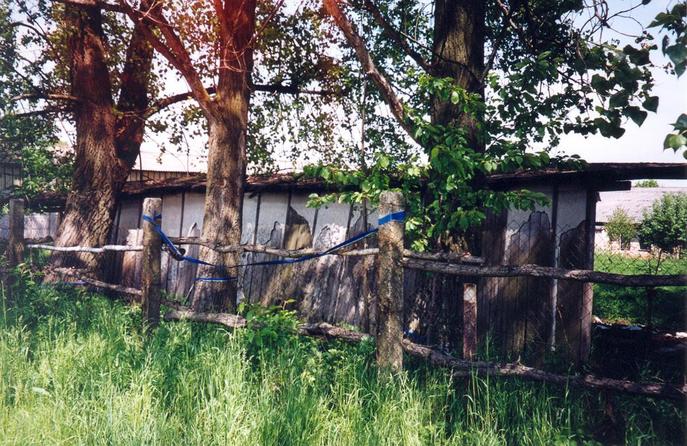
190;0;256;312
431;0;484;148
51;4;125;271
432;0;486;255
49;4;153;274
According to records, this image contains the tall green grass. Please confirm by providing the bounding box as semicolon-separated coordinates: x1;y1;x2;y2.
0;276;683;445
593;252;686;330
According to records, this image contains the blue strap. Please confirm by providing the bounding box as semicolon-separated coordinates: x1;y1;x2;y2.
378;210;405;226
236;227;378;269
142;209;407;280
142;215;215;267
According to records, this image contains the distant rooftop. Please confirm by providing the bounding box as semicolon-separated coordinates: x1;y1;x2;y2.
596;187;687;223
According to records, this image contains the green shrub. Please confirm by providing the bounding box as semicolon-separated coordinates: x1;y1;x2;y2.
638;193;687;255
635;179;659;188
606;208;637;249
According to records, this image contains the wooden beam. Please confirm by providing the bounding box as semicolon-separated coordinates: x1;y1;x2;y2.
402;259;687;287
51;267;142;296
27;244;142;253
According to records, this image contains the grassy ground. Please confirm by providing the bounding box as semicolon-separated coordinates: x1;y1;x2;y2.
1;276;684;445
593;252;686;331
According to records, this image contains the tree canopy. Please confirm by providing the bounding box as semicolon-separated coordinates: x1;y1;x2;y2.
1;0;684;258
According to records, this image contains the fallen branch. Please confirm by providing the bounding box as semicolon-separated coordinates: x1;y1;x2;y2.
164;309;247;327
50;268;184;311
162;309;686;401
51;268;142;296
402;258;687;287
164;310;371;342
403;340;686;401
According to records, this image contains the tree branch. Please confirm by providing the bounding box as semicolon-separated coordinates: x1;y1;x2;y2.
54;0;125;13
8;105;71;118
323;0;417;143
144;83;341;118
12;92;80;102
116;0;216;119
483;2;516;79
361;0;433;73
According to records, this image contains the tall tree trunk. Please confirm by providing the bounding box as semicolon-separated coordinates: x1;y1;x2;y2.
51;5;124;271
432;0;485;254
191;0;255;312
432;0;485;150
50;5;153;273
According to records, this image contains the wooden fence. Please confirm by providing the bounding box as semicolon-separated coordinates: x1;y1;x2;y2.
5;197;687;401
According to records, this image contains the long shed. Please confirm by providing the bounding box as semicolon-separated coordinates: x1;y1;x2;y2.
7;162;687;364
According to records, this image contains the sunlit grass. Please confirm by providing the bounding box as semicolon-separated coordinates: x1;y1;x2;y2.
593;252;686;330
0;276;683;445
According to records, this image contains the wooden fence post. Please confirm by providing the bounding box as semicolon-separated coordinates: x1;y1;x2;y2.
376;191;405;371
463;282;477;360
5;199;25;304
646;287;656;329
8;198;25;268
141;198;162;330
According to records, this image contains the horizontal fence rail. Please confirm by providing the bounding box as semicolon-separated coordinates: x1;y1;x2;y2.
27;243;143;253
25;240;687;286
402;258;687;287
28;239;485;264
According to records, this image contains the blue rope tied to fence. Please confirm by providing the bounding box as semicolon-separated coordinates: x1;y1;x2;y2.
142;214;216;267
141;209;405;282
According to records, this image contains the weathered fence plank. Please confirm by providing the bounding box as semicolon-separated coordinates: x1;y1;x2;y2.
463;283;477;360
375;191;405;371
141;198;162;329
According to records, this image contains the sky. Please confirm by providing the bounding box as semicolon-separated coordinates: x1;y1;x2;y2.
136;0;686;184
555;0;687;166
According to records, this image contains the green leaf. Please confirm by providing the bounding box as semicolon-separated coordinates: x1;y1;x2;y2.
591;74;610;93
664;133;687;150
665;44;687;65
625;106;648;126
609;91;629;108
450;90;461;105
642;96;659;112
622;45;651;65
377;155;390;169
673;113;687;131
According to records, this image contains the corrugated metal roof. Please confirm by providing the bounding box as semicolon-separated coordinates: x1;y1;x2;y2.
597;187;687;223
